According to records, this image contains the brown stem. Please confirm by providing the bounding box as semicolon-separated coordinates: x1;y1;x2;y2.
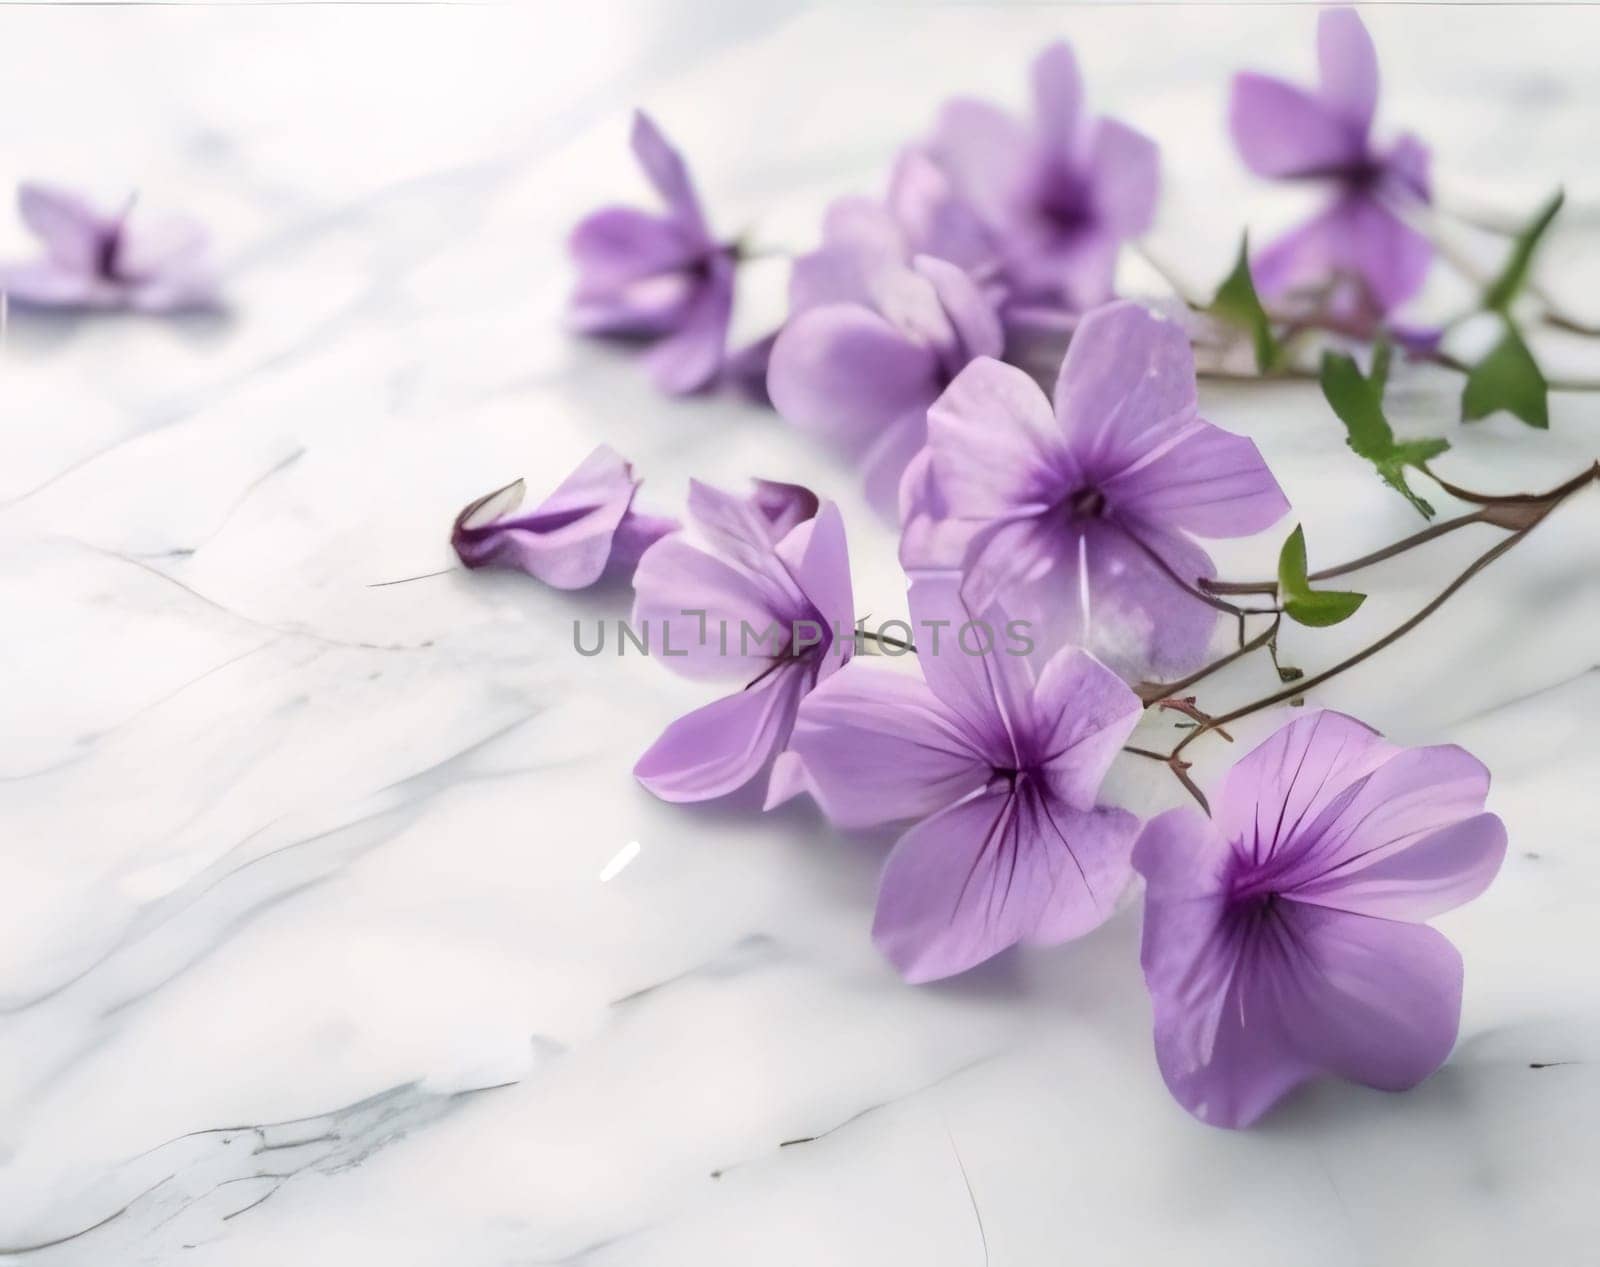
1136;615;1282;706
1173;521;1538;762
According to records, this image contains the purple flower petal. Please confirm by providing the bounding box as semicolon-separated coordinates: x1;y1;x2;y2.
873;786;1138;983
778;664;990;828
1133;710;1506;1128
634;666;807;802
927;99;1035;232
17;183;106;271
1252;193;1431;316
1029;644;1143;808
925;357;1065;519
1099;419;1289;539
451;445;676;589
1054;300;1198;468
768;304;943;447
1316;7;1380;133
630;535;790;682
630;110;709;242
1228;73;1362;179
1085;118;1160;238
1030;42;1085;157
5;185;218;313
643;253;734;395
748;479;820;542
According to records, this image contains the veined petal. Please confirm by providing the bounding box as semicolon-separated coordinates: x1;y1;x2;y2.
1029;646;1141;808
773;502;855;679
1214;711;1397;868
630;536;790;683
781;662;989;828
1229;72;1364;179
873;783;1133;983
1273;741;1506;920
1054;300;1198;475
1100;419;1289;539
633;667;806;803
926;357;1066;518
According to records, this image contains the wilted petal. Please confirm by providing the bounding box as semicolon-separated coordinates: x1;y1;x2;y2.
748;479;820;542
633;667;806;802
1229;72;1364;179
1101;419;1288;539
1317;7;1380;133
780;663;989;828
450;446;672;589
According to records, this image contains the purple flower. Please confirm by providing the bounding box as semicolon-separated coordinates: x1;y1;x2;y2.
632;480;852;803
568;112;736;395
924;42;1160;317
1230;9;1432;319
0;184;217;313
768;214;1003;516
774;577;1140;982
900;301;1288;681
451;445;678;588
1133;710;1506;1129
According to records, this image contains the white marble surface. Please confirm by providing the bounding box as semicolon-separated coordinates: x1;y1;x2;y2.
1;3;1598;1263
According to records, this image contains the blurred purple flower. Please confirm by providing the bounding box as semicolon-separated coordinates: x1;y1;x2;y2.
774;577;1140;982
568;112;737;395
924;42;1160;318
632;480;852;802
451;445;678;588
901;301;1288;681
1230;8;1432;319
1134;710;1506;1128
0;184;217;313
768;215;1003;517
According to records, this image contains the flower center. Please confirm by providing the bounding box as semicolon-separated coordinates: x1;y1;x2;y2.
95;228;125;283
1067;486;1107;520
1035;166;1094;235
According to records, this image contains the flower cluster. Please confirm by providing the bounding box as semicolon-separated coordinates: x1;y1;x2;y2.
459;6;1523;1130
10;6;1541;1133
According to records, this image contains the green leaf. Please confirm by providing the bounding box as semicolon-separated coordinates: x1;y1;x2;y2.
1320;350;1451;519
1368;336;1393;398
1277;525;1367;628
1462;322;1549;429
1482;190;1564;314
1208;234;1281;373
